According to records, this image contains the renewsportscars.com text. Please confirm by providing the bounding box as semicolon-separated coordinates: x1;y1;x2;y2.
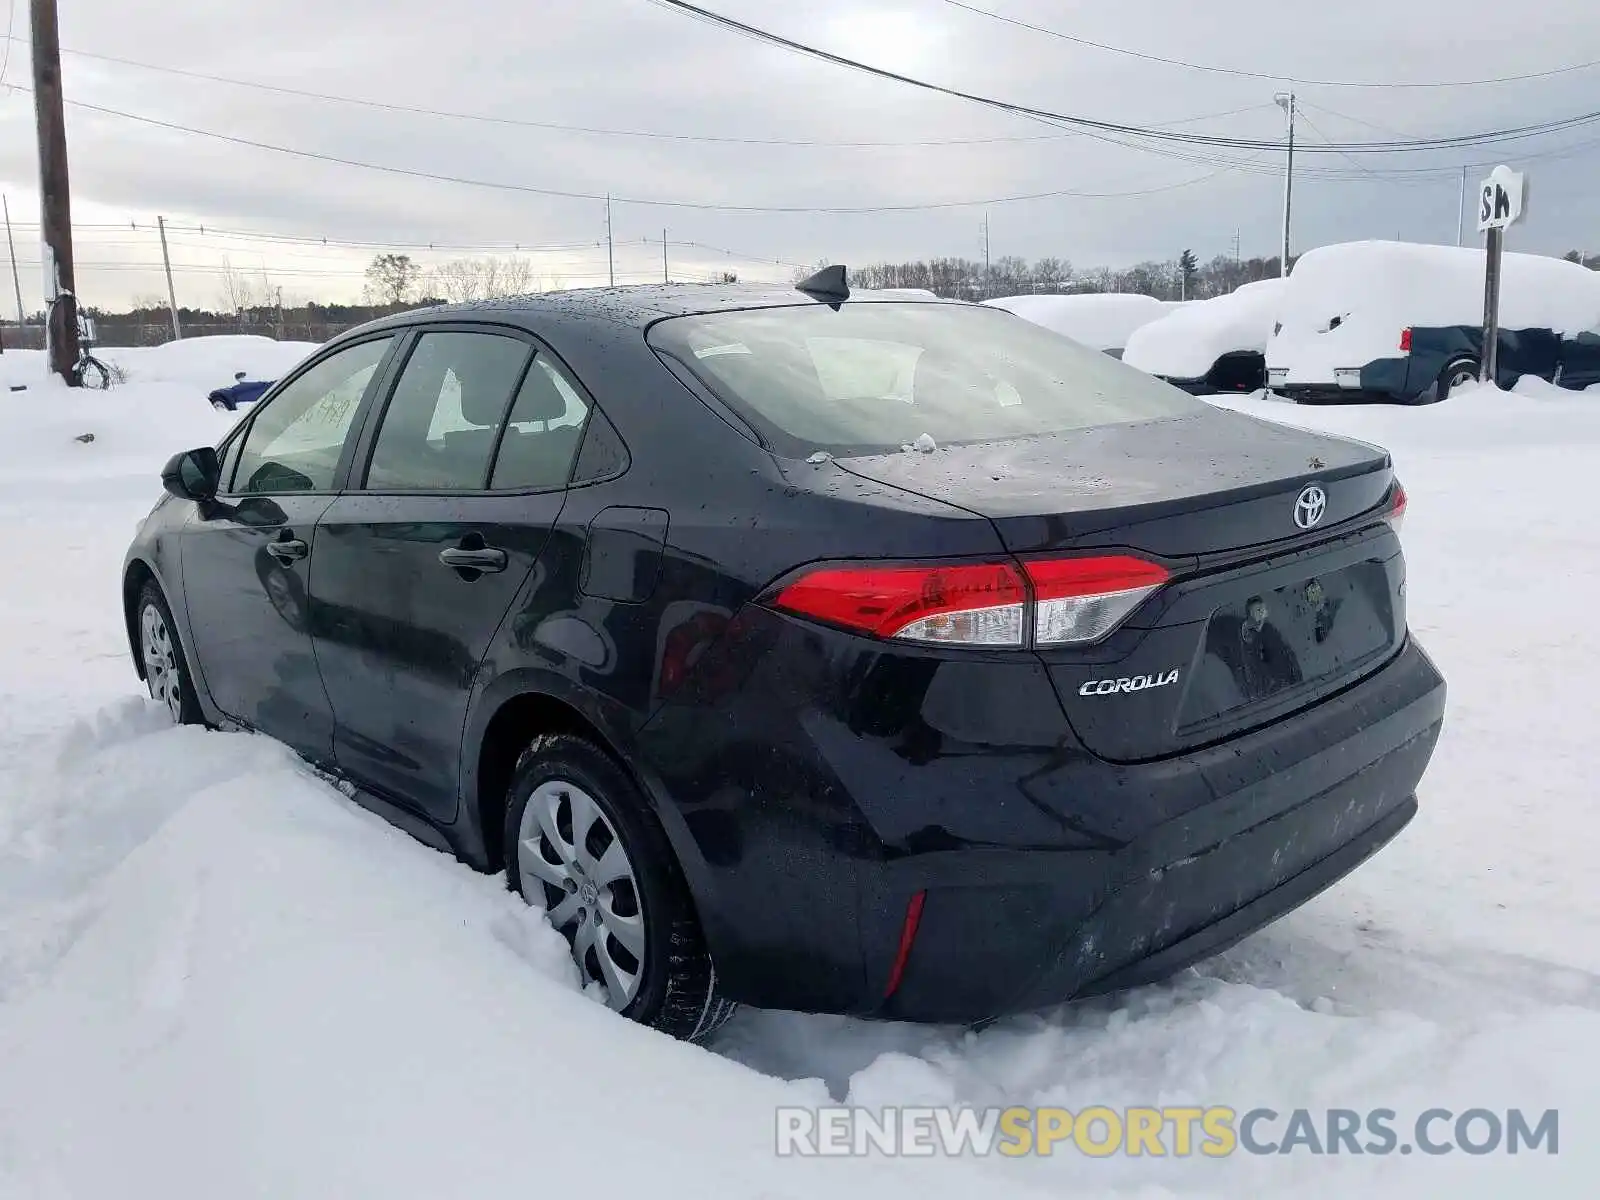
775;1105;1559;1158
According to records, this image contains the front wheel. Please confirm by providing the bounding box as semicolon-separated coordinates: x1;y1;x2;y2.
504;732;733;1041
136;581;203;725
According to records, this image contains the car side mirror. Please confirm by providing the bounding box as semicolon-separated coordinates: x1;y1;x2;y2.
161;446;221;501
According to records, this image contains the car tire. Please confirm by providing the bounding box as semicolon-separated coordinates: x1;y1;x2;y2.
136;580;204;725
503;732;735;1042
1433;358;1480;403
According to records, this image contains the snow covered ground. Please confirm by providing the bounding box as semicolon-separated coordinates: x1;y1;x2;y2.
1;342;1596;1198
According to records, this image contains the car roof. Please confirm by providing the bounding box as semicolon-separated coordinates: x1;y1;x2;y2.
365;283;961;335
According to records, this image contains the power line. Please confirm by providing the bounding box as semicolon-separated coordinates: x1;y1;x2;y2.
647;0;1600;153
934;0;1600;89
7;219;812;264
0;0;16;88
1296;110;1386;183
0;33;1266;149
18;85;1231;213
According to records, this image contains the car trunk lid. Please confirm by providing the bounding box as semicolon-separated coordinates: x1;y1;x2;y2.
834;410;1406;760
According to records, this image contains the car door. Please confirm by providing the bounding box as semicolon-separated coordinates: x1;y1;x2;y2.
179;333;399;764
310;324;592;821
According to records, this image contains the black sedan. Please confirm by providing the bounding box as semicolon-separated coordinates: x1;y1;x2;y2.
123;272;1445;1040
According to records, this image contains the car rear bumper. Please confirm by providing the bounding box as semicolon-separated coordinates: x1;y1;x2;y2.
862;637;1443;1022
638;608;1444;1023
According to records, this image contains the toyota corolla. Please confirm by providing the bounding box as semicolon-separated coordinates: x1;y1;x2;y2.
122;270;1445;1040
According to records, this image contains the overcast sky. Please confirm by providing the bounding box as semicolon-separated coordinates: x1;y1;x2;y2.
0;0;1598;311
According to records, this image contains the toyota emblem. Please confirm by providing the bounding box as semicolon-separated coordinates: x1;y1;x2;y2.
1294;485;1327;530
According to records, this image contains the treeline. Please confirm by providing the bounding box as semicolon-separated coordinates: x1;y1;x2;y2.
841;252;1287;302
848;246;1600;302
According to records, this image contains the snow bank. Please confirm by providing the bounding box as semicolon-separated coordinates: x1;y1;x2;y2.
0;356;237;489
1267;240;1600;384
870;287;940;300
1123;279;1286;378
103;334;318;388
4;361;1600;1198
985;293;1175;351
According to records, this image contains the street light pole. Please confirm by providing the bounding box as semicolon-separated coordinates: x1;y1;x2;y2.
1275;92;1296;278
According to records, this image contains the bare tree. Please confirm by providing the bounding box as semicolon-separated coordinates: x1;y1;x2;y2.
365;253;422;307
428;255;537;303
218;256;255;318
431;259;485;305
495;256;536;297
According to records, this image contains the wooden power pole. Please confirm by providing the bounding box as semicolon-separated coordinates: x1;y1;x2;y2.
30;0;81;383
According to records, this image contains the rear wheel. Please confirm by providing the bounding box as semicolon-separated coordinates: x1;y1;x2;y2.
1433;358;1480;402
504;732;734;1041
137;581;203;725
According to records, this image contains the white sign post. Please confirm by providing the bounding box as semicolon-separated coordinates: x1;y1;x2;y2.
1476;165;1527;385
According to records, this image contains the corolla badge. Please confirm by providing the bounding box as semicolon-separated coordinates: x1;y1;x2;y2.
1078;670;1181;697
1294;484;1327;530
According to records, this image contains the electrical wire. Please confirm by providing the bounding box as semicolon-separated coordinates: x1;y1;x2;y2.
647;0;1600;153
0;34;1270;149
0;0;15;88
18;85;1231;213
933;0;1600;89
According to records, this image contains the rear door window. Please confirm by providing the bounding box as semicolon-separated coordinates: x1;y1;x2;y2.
488;356;592;491
649;302;1199;458
364;331;531;491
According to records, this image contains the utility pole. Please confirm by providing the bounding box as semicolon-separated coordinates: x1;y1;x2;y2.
31;0;81;382
1275;92;1296;278
157;215;182;341
1456;166;1467;246
982;212;991;298
662;228;668;283
605;195;614;287
4;196;25;327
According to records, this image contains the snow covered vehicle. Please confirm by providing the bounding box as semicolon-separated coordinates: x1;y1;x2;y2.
1266;241;1600;404
984;293;1175;358
1121;279;1285;395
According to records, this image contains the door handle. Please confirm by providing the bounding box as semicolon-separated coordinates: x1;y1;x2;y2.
265;538;308;564
439;545;508;573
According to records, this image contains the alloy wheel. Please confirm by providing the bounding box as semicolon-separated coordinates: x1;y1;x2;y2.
139;603;185;723
516;779;646;1009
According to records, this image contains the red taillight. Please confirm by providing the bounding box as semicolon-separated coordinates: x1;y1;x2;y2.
1399;327;1413;352
768;554;1168;647
883;890;926;999
769;562;1026;645
1386;481;1407;534
1025;556;1170;646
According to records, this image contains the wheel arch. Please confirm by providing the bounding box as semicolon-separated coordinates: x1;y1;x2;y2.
122;557;160;680
463;676;703;887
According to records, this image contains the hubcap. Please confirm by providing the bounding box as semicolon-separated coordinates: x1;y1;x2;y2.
139;603;184;723
1450;368;1477;389
516;779;645;1010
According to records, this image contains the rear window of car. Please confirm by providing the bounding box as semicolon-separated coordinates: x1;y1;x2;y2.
648;301;1199;457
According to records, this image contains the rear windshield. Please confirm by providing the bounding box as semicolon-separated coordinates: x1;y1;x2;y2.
649;301;1199;457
